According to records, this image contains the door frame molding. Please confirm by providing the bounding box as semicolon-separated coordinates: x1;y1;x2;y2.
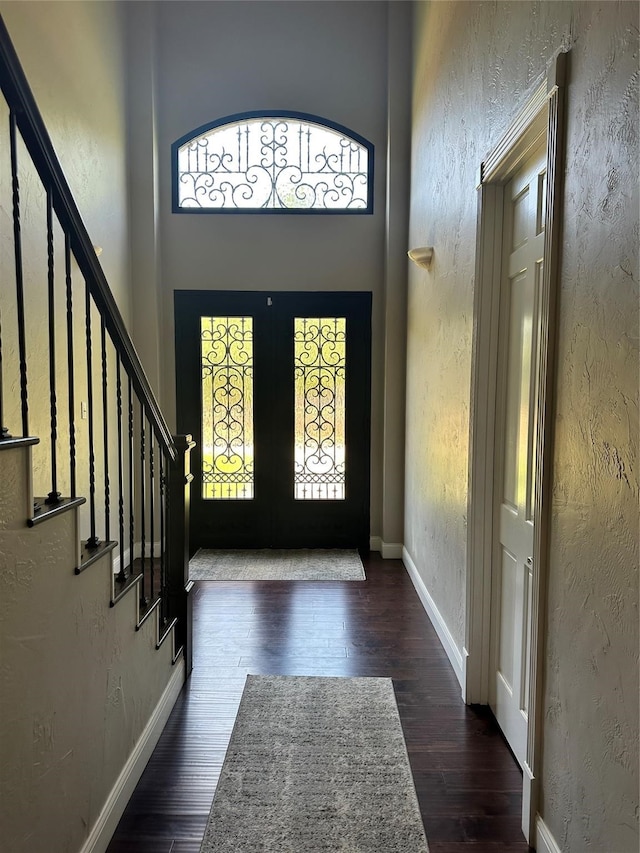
464;51;568;842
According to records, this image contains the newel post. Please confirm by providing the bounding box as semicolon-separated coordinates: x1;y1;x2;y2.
167;433;195;676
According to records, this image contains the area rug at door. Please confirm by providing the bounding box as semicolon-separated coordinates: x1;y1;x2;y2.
199;675;429;853
188;548;366;581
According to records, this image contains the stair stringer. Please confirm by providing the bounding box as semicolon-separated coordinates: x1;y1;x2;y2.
0;448;183;853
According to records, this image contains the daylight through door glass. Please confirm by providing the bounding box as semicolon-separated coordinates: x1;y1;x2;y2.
201;316;254;499
294;317;346;500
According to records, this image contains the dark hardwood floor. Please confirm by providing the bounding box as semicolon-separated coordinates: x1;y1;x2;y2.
107;553;531;852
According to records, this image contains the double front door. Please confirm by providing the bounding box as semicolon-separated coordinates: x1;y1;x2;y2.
175;291;371;550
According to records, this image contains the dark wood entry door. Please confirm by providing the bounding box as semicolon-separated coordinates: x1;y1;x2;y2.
174;291;371;550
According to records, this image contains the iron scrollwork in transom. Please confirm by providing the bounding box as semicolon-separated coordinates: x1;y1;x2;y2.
173;111;374;213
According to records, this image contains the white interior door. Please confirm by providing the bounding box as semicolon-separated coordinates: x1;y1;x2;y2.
490;145;546;767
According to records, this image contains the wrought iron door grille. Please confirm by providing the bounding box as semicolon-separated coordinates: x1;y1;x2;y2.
201;316;254;499
294;317;346;500
173;112;373;212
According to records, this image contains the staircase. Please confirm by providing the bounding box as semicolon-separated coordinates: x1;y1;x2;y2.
0;15;193;853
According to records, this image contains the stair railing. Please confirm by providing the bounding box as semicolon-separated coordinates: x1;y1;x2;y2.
0;15;192;661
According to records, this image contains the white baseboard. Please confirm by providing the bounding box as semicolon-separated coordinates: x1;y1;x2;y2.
461;646;470;704
381;541;403;559
522;763;535;844
369;537;403;559
536;815;562;853
112;546;130;578
80;660;185;853
402;546;464;690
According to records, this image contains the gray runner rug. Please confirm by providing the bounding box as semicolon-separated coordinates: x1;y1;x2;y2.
199;675;429;853
189;548;365;581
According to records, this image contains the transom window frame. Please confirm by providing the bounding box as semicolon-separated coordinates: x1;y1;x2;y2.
171;110;375;215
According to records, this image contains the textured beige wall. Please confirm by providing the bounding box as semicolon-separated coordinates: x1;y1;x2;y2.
0;448;177;853
541;4;638;848
125;1;163;401
0;0;131;319
144;0;389;536
382;1;411;547
0;1;133;540
408;2;638;849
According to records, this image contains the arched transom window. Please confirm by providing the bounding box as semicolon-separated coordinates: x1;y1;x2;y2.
172;111;374;213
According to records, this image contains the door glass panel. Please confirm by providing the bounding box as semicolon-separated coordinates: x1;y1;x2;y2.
294;317;346;500
536;169;547;234
201;316;254;499
527;260;543;520
502;272;534;511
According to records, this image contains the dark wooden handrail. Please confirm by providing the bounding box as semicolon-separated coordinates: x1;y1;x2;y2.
0;14;176;462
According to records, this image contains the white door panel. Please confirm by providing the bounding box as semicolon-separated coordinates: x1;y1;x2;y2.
491;145;546;767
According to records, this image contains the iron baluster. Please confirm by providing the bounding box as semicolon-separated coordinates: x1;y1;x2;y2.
0;304;11;439
139;402;147;608
45;189;61;504
65;234;76;497
149;430;155;603
9;109;28;435
116;353;126;583
159;449;166;624
85;282;99;547
128;376;134;580
101;317;110;541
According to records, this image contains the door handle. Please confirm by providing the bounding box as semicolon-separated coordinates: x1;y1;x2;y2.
526;556;533;566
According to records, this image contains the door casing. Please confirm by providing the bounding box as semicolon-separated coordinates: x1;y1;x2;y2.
464;51;568;843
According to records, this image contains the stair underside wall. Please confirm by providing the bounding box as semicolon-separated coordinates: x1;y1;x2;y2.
0;452;177;853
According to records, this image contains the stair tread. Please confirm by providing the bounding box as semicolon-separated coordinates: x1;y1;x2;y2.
111;568;142;606
76;540;117;574
137;594;162;630
0;435;39;450
28;496;86;527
